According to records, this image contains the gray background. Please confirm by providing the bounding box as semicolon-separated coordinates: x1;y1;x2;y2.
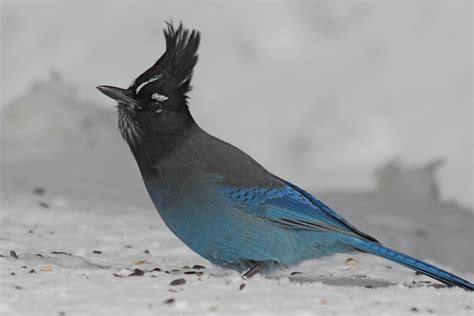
2;0;472;208
1;1;473;271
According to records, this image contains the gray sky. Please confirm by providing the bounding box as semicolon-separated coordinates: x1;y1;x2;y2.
1;0;473;208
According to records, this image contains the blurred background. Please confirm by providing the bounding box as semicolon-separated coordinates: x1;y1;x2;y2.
1;0;473;272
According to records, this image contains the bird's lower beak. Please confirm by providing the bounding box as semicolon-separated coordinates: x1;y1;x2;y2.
96;85;138;106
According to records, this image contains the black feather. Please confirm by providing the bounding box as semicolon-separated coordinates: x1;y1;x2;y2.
130;21;200;102
115;21;200;151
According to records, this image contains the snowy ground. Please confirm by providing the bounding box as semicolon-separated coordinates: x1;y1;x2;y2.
1;193;473;316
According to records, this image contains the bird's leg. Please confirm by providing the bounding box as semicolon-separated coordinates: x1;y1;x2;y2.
241;263;261;279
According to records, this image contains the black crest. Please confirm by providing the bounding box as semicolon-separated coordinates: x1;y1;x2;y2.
129;22;200;105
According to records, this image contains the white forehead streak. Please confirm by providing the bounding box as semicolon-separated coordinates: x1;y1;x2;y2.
135;75;161;94
151;93;168;102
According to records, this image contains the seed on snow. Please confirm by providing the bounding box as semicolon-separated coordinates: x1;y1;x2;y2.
170;278;186;286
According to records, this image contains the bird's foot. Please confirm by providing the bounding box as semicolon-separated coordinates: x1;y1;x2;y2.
241;264;261;279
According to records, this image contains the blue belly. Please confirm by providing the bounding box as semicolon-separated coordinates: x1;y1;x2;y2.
145;182;351;271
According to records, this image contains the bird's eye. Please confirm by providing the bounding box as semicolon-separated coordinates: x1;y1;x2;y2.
150;93;168;114
150;102;163;114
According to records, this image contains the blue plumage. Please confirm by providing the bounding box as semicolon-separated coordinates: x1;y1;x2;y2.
144;175;354;271
141;166;473;290
220;183;379;241
350;239;474;290
97;22;474;291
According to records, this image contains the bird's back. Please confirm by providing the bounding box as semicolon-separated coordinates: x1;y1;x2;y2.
149;125;283;189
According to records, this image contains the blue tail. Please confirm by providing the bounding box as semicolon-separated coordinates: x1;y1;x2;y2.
349;238;474;291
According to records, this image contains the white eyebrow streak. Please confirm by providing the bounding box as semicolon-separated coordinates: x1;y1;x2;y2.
135;75;161;94
151;93;168;102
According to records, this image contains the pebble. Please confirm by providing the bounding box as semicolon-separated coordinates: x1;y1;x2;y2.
113;268;133;277
33;187;46;195
170;278;186;286
129;269;145;277
132;260;146;265
192;265;206;269
52;251;71;255
345;258;355;267
10;250;18;259
38;202;50;209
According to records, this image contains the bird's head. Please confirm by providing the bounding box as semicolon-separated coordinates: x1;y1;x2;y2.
97;22;200;148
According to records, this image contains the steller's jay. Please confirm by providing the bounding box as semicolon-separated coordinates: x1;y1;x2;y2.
97;22;473;290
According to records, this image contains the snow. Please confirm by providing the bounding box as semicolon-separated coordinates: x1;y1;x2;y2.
1;194;473;316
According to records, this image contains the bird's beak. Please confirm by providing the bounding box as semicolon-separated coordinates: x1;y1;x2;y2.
96;85;138;106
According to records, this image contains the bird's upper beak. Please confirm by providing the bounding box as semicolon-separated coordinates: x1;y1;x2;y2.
96;85;139;106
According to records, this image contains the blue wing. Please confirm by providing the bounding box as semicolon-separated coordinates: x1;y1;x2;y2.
220;179;379;242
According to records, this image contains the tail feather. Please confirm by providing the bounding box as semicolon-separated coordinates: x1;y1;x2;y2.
349;238;474;291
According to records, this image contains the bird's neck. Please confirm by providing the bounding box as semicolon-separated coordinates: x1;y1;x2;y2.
130;122;200;177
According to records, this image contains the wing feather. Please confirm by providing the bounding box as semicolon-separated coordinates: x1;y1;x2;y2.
220;181;379;242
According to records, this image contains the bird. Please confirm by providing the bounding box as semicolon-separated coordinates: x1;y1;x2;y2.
97;22;473;291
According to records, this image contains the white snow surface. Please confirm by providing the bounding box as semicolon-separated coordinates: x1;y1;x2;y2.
1;194;473;316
